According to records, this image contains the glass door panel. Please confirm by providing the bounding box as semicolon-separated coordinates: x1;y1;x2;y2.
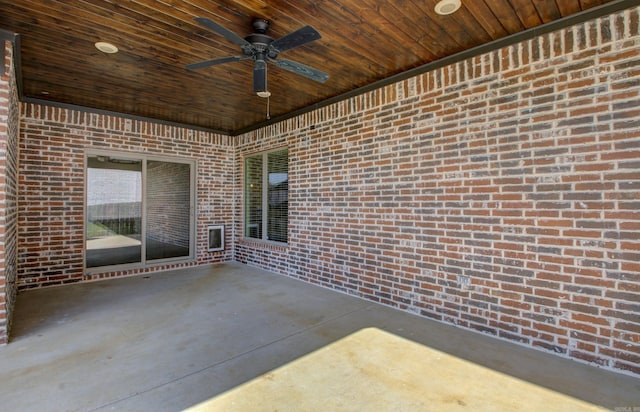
86;156;142;268
146;160;192;261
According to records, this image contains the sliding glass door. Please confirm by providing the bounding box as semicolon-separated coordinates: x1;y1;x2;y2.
85;152;195;270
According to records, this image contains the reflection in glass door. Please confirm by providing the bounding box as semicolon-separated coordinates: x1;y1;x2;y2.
85;153;195;270
86;156;142;268
146;160;191;261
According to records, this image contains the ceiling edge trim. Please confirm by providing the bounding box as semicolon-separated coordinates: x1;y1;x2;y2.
232;0;637;136
14;34;23;99
21;97;231;135
0;29;15;41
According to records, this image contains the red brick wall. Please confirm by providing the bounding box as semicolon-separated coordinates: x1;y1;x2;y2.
0;40;19;344
18;106;234;288
236;8;640;375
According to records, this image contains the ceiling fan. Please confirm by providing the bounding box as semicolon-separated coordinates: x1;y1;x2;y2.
187;17;329;97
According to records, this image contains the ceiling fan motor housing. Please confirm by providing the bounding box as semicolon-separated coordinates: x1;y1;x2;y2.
245;19;279;59
244;33;276;57
247;20;272;94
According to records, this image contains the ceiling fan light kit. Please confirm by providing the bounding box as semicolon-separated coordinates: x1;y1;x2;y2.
187;17;329;102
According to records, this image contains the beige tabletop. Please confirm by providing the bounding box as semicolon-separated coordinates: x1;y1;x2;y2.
186;327;604;411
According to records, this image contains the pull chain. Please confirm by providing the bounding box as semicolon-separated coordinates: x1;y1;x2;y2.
266;94;270;120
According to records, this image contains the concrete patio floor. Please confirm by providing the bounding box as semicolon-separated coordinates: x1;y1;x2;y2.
1;262;638;411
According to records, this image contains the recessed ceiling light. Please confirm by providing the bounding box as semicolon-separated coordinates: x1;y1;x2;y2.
95;41;119;54
435;0;461;15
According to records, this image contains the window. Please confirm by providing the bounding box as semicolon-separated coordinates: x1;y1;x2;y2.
85;152;195;270
244;148;288;243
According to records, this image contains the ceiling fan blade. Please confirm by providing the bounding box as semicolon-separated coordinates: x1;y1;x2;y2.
270;25;321;53
194;17;251;48
186;55;247;71
272;58;329;83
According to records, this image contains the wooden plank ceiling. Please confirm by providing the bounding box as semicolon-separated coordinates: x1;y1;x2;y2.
0;0;625;134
